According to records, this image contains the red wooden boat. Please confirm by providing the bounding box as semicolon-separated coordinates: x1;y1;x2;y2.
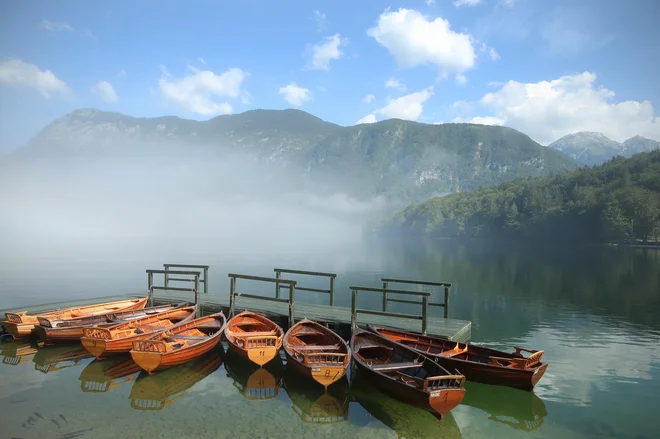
283;319;350;389
35;301;189;345
129;311;226;375
80;305;197;358
368;325;547;391
224;311;283;366
351;327;465;420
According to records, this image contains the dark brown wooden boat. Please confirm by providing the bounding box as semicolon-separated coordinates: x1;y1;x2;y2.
367;325;548;391
224;311;283;366
3;296;149;339
351;327;466;420
129;349;223;410
80;305;197;358
35;301;189;345
129;311;226;374
283;319;350;389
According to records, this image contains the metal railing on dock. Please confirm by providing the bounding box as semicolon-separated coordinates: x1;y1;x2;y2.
350;286;432;335
163;264;209;294
274;268;337;306
382;278;452;318
146;269;201;307
228;273;297;326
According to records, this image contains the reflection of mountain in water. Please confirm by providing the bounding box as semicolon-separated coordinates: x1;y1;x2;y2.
223;347;283;401
32;344;93;373
79;356;142;393
1;340;38;366
461;381;548;432
129;347;224;411
283;368;349;424
350;372;462;439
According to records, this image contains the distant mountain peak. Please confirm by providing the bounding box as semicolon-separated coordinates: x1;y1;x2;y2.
548;131;659;166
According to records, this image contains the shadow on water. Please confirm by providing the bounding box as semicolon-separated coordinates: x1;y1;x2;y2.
129;346;224;411
32;343;94;374
349;371;463;439
78;356;142;393
282;367;350;424
1;339;38;366
461;381;548;432
223;345;284;401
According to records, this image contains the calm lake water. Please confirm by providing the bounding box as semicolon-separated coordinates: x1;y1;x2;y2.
1;239;658;439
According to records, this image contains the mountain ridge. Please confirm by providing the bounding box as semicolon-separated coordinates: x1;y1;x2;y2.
548;131;660;166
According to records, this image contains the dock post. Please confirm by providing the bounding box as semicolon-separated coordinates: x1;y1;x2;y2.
194;275;200;310
147;271;154;292
229;276;236;318
444;286;450;318
275;270;281;300
329;276;335;307
288;284;295;327
203;267;208;294
148;286;154;307
382;280;388;312
422;295;428;335
351;289;357;330
164;266;169;289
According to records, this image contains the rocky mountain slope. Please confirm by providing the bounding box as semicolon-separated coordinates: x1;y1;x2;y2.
5;108;577;203
548;132;660;166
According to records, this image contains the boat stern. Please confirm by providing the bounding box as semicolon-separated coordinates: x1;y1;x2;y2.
530;363;549;389
310;365;346;389
130;340;166;374
428;387;466;419
243;335;280;366
81;327;112;357
3;312;36;338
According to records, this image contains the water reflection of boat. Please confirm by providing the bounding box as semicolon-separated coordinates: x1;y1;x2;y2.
1;340;38;366
350;373;463;439
460;381;548;432
79;356;142;393
129;347;224;411
32;344;94;373
283;368;349;424
223;347;284;401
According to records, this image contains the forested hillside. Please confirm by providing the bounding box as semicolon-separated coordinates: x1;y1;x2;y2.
382;150;660;244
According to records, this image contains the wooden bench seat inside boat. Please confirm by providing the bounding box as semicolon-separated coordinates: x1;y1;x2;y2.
358;344;394;350
294;328;325;336
370;361;420;371
167;335;209;340
293;344;340;351
231;330;277;337
195;321;223;330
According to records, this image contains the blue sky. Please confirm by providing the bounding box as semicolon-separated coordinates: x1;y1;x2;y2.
1;0;659;153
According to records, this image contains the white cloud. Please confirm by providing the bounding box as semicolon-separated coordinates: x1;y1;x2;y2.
159;65;248;116
278;82;312;107
306;33;347;71
384;78;406;91
426;0;435;6
454;0;481;7
502;0;517;6
452;116;504;125
117;69;127;79
355;114;377;124
91;80;118;103
313;10;328;32
489;47;501;61
362;94;375;104
41;20;74;32
198;57;207;65
378;87;434;121
474;72;660;143
455;73;467;85
0;58;69;97
367;8;476;75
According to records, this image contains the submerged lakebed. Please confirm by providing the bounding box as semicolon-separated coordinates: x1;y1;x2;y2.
0;241;659;438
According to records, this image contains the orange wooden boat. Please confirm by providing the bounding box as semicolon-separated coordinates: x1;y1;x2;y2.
129;311;226;375
283;319;350;389
35;301;189;345
224;311;283;366
81;305;197;358
3;296;148;339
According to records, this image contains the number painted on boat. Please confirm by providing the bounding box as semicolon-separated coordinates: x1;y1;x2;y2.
92;340;97;347
259;350;265;356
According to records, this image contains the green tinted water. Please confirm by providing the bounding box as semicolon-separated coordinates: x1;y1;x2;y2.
1;241;658;439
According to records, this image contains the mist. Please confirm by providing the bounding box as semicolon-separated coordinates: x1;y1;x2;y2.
0;151;392;305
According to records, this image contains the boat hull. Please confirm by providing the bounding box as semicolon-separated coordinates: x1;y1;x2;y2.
284;348;346;389
224;311;284;367
130;337;222;374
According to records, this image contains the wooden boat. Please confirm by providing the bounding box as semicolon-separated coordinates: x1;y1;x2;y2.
79;357;142;393
80;305;197;358
367;325;548;391
282;319;350;389
129;311;226;374
224;346;284;401
35;301;189;345
351;328;466;420
130;349;223;410
3;296;149;339
224;311;283;366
